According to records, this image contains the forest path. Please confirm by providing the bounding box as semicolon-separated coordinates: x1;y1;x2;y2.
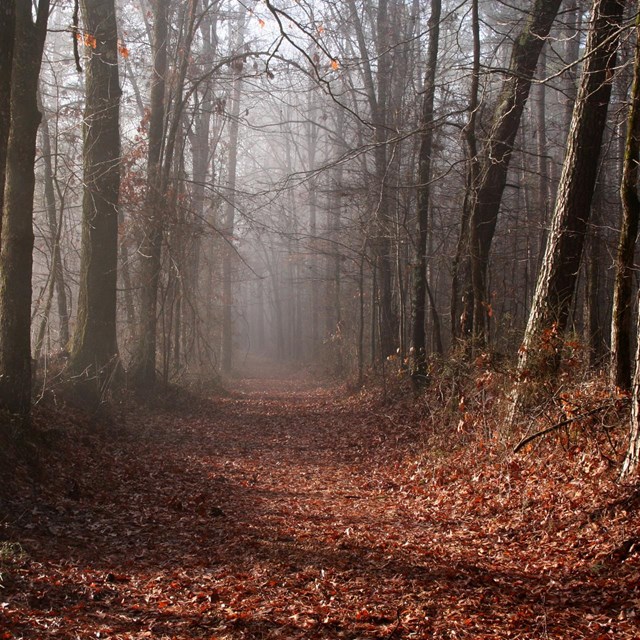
2;369;637;638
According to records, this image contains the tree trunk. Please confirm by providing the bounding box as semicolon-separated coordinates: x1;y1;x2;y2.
347;0;397;359
611;3;640;390
411;0;441;378
0;1;15;234
131;0;169;389
34;91;70;359
186;9;217;367
68;0;121;393
132;0;197;389
534;48;551;265
515;0;624;387
468;0;562;346
221;49;244;373
451;0;479;344
621;290;640;478
0;0;49;415
306;73;319;354
584;196;604;367
563;0;582;136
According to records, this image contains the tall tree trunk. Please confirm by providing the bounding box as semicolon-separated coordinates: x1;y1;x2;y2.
186;7;218;367
514;0;624;393
584;194;604;367
307;87;319;355
221;51;244;373
119;209;137;343
451;0;479;344
256;279;265;351
411;0;441;378
34;92;70;359
563;0;582;135
347;0;397;359
621;289;640;477
611;3;640;390
0;0;49;416
132;0;197;389
358;252;365;384
131;0;169;389
534;48;551;273
69;0;122;392
0;1;15;233
374;0;397;360
468;0;562;346
326;109;345;342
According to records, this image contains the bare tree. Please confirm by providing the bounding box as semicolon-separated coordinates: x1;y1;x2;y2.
466;0;562;347
0;0;49;416
34;90;70;361
69;0;122;394
130;0;170;389
513;0;625;410
221;18;245;373
411;0;441;378
611;3;640;390
0;1;15;232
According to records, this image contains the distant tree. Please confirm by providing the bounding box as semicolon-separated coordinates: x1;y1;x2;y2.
34;90;70;361
0;0;50;415
221;22;245;374
68;0;122;394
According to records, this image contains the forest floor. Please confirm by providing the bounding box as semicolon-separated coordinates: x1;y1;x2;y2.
1;364;640;639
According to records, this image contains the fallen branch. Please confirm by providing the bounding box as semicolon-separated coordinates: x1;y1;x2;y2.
513;403;617;454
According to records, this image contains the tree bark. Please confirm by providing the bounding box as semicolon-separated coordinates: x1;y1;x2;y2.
0;1;15;235
347;0;397;359
611;3;640;390
584;197;604;367
411;0;441;378
451;0;479;344
132;0;197;389
306;77;319;355
0;0;49;415
621;290;640;477
468;0;562;346
130;0;169;389
515;0;624;385
34;91;70;359
221;39;244;373
69;0;122;392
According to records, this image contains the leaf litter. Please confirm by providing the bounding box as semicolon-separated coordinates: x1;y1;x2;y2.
0;372;639;639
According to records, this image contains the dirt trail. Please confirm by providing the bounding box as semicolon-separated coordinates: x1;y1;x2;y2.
1;372;637;638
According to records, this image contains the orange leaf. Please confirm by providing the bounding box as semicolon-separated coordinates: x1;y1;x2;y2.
331;59;339;70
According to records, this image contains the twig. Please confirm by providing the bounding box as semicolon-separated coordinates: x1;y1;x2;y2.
385;608;403;639
513;403;617;454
